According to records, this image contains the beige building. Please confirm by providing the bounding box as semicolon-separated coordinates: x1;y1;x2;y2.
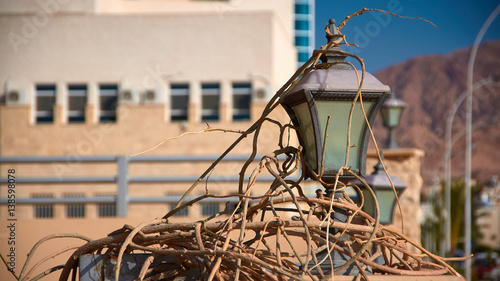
0;0;299;279
0;1;425;280
0;0;296;214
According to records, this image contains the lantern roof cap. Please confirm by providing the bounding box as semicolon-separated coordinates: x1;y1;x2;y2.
351;157;407;190
364;163;407;189
361;173;407;190
383;92;407;108
292;69;391;93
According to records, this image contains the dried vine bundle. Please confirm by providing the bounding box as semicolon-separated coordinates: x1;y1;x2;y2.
3;9;464;281
54;149;463;281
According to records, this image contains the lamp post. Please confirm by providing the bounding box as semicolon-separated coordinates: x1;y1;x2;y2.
351;154;407;224
380;92;406;149
281;19;391;193
444;76;497;257
465;5;500;280
281;19;390;275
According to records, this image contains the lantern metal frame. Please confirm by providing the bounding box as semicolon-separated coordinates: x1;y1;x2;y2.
280;18;392;185
282;70;390;183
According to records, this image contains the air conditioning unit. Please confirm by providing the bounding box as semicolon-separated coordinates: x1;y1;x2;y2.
119;89;140;104
143;88;165;104
5;89;28;106
252;86;269;102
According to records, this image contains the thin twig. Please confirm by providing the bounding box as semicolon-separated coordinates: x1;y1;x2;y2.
337;8;437;31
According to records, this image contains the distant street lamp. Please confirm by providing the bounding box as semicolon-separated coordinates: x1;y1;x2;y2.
465;5;500;281
282;19;391;193
444;76;497;257
351;154;407;224
380;92;406;149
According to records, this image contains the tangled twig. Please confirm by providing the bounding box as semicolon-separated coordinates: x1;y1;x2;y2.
54;9;461;280
55;148;463;280
3;8;464;281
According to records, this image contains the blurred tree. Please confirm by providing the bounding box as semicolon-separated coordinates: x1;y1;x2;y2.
421;179;486;256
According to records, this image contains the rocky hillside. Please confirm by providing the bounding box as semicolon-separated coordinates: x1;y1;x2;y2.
373;40;500;185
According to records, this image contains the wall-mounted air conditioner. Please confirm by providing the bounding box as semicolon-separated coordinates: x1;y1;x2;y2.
119;89;140;104
143;88;165;104
252;86;269;102
5;89;28;106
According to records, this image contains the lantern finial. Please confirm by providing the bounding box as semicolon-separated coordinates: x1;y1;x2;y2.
326;18;338;43
322;18;349;68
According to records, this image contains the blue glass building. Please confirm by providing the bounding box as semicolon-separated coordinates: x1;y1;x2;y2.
294;0;315;67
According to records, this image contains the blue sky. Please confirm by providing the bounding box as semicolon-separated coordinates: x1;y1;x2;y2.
315;0;500;72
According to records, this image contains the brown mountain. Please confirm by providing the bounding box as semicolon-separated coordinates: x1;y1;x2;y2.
373;40;500;185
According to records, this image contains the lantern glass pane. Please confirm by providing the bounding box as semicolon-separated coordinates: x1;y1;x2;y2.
381;107;403;128
375;189;396;224
361;188;375;218
316;100;374;171
293;102;317;169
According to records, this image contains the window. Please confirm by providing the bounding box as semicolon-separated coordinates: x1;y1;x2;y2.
96;194;116;217
298;52;310;63
36;84;56;123
295;36;310;47
169;203;188;217
202;202;220;216
68;85;87;123
168;194;188;217
232;83;251;120
64;194;85;218
99;84;118;122
295;20;310;31
295;4;310;15
32;194;54;218
202;83;220;121
170;84;189;121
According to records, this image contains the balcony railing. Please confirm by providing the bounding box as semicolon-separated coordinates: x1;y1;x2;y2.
0;155;292;216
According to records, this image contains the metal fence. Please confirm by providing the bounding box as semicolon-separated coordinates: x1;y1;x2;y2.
0;155;287;217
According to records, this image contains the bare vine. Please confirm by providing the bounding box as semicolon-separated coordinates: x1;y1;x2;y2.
2;8;464;281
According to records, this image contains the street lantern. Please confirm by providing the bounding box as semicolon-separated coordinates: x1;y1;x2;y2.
281;19;391;189
380;92;406;149
351;155;407;224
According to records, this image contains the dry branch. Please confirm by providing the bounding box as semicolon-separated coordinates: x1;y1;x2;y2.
7;8;465;281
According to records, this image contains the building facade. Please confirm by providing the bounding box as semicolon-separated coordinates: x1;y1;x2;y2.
0;0;299;279
0;1;426;280
0;0;297;214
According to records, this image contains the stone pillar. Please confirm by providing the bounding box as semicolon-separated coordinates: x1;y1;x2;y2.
188;81;200;124
55;82;67;125
219;80;231;123
87;82;99;124
85;104;96;125
54;104;65;125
